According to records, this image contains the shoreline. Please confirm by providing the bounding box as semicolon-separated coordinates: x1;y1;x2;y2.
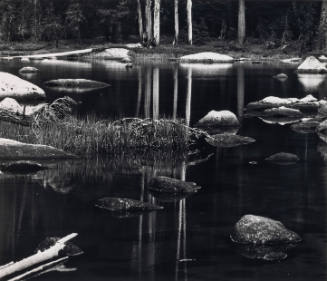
0;40;314;62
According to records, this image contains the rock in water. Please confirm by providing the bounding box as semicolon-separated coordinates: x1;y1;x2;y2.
297;56;327;73
291;118;321;134
149;176;201;194
265;152;300;164
179;52;234;63
95;197;163;212
44;79;110;94
0;72;45;100
0;97;46;116
0;138;75;159
19;66;39;73
205;134;255;148
0;160;47;173
195;110;240;128
273;73;288;81
231;215;302;245
317;120;327;143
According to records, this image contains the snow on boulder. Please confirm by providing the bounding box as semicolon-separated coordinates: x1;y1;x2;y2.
297;56;327;73
179;52;234;63
0;97;46;116
0;138;75;159
0;72;45;100
104;48;130;59
195;110;240;128
319;55;327;62
261;96;298;105
19;66;39;73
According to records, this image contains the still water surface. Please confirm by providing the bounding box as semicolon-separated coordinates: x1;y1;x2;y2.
0;59;327;280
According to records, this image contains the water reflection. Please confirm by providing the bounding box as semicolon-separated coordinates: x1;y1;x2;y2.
297;74;327;93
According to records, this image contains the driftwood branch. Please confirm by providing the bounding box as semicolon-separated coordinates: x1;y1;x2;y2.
0;233;78;280
0;110;32;126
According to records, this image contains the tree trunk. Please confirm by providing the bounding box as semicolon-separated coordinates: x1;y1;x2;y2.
136;0;144;43
319;0;327;50
145;0;153;46
173;0;179;45
153;0;160;46
186;0;192;45
185;68;192;126
238;0;246;45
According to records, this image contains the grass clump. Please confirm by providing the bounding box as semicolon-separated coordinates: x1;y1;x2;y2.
30;116;193;156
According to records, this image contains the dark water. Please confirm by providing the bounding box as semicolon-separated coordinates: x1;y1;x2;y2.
1;59;327;280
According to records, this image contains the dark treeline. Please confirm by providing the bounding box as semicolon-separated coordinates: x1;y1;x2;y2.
1;0;327;51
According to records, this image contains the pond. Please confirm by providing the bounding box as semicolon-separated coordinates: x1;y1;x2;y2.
0;58;327;281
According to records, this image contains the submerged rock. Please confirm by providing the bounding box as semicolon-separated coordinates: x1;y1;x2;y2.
44;79;110;94
19;66;39;73
234;243;296;262
263;106;303;117
0;138;75;159
149;176;201;194
0;160;47;174
258;116;302;126
179;52;234;63
273;73;288;81
231;215;302;245
195;110;239;128
296;56;327;73
205;133;255;148
291;118;322;134
265;152;300;164
0;72;45;100
95;197;163;212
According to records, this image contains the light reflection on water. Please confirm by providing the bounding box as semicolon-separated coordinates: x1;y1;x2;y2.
0;60;326;280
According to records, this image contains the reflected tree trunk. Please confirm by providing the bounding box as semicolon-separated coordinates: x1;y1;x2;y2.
136;0;144;43
136;68;143;117
153;67;159;119
237;66;244;119
145;67;152;118
185;68;192;126
186;0;192;45
238;0;246;45
173;0;179;45
153;0;161;46
173;66;178;120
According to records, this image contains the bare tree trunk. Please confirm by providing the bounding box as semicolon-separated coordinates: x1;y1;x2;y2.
173;66;178;120
319;0;327;50
153;0;160;46
145;0;153;46
34;0;38;41
238;0;246;45
173;0;179;46
136;0;144;43
186;0;192;45
185;68;192;126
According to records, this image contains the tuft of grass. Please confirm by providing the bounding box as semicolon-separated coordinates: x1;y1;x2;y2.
29;116;192;156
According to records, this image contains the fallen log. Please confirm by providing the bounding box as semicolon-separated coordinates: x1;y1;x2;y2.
0;109;33;126
1;48;95;60
0;233;78;280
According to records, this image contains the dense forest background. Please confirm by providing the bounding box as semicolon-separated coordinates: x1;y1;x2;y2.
0;0;325;51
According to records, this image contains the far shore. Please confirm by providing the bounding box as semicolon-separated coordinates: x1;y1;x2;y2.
0;39;322;62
